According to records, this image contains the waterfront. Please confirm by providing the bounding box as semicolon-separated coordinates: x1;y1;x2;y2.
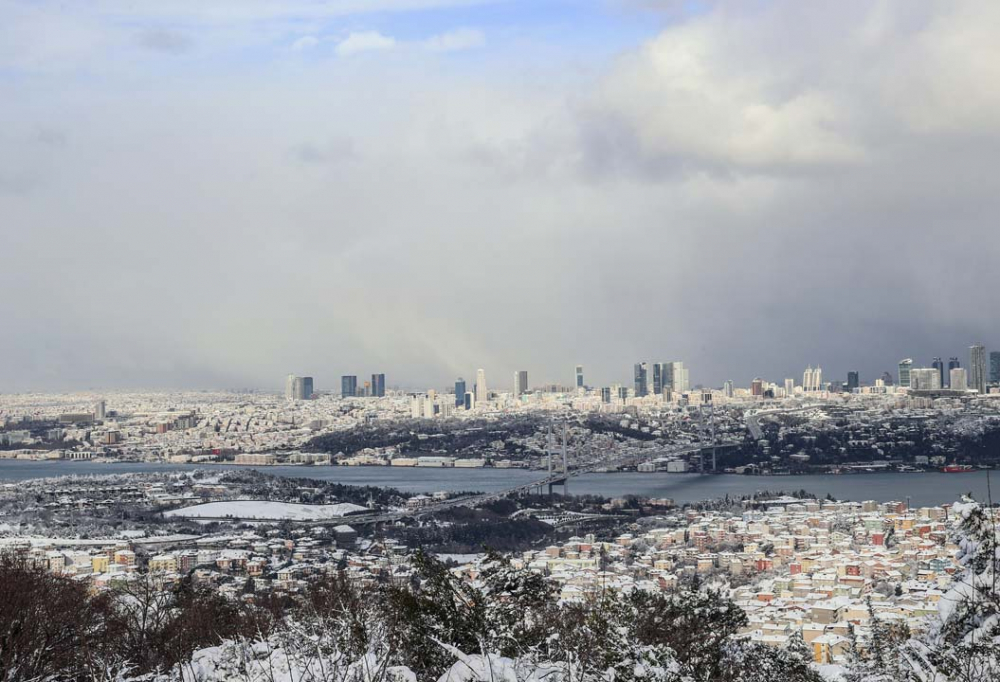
0;460;996;507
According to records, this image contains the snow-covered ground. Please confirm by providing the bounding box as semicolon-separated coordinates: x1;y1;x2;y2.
162;500;367;521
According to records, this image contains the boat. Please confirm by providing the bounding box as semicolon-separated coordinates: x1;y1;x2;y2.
941;464;974;473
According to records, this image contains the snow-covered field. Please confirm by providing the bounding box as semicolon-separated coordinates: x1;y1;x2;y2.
163;500;367;520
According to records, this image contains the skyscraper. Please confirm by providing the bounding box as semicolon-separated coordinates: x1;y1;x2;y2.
475;369;487;404
652;363;662;395
600;387;611;403
847;371;859;391
931;358;944;390
970;344;987;393
575;365;584;389
514;370;528;398
723;380;734;398
991;351;1000;385
93;399;106;420
909;368;940;391
784;378;795;395
947;357;961;388
341;375;358;398
951;367;968;391
454;378;466;407
633;363;648;397
898;359;913;388
371;373;386;398
666;361;689;393
286;375;312;400
750;378;764;397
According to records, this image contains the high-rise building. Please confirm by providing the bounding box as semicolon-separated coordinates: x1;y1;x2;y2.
803;366;822;391
945;358;965;390
784;378;795;395
341;375;358;398
991;351;1000;385
909;368;941;391
881;371;894;386
514;370;528;398
847;371;859;391
970;344;987;393
664;361;689;393
652;363;662;395
93;400;106;421
931;358;944;390
750;378;764;397
951;367;968;391
634;363;648;397
600;387;611;403
475;369;487;404
286;374;312;400
464;391;475;410
454;378;466;407
898;359;913;388
575;365;584;389
371;373;386;398
616;385;628;401
723;380;734;398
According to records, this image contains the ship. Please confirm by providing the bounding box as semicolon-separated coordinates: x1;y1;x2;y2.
941;464;974;473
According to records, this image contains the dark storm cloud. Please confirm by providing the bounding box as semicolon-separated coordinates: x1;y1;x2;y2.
0;1;998;392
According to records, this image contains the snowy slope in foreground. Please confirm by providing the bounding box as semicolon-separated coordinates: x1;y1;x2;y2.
163;500;367;520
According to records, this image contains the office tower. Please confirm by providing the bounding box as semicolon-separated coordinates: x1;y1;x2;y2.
341;375;358;398
514;370;528;398
784;378;795;395
813;366;822;391
301;377;314;400
363;381;371;397
286;374;297;400
652;363;662;395
828;381;843;394
898;359;913;388
970;344;987;393
910;368;941;391
634;363;648;397
847;371;859;391
803;367;814;392
991;351;1000;385
410;395;424;419
945;358;962;387
931;358;944;390
575;365;584;389
951;367;968;391
881;371;894;386
723;380;734;398
616;386;628;400
673;362;689;392
750;378;764;397
464;391;475;410
371;373;386;398
600;387;611;403
93;400;106;421
454;378;466;407
475;369;487;404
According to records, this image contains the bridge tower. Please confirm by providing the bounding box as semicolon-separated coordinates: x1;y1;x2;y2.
547;421;570;496
697;403;717;473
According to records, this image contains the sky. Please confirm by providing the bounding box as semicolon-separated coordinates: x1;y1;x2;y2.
1;0;999;393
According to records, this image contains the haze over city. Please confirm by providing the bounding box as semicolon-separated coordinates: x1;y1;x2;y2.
3;0;999;391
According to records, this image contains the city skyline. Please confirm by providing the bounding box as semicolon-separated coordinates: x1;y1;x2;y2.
3;2;1000;392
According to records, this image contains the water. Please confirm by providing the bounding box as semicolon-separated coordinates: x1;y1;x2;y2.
0;460;995;507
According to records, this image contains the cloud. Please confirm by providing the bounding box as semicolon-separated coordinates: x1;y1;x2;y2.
335;31;397;56
136;28;194;54
291;35;320;51
424;28;485;52
1;1;999;391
